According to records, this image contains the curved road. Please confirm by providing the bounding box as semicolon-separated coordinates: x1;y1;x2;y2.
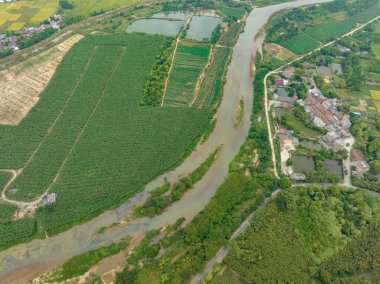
192;11;380;284
0;0;334;282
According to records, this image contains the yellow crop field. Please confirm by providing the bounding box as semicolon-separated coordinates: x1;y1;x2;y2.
0;0;58;31
0;2;11;13
370;90;380;101
375;102;380;113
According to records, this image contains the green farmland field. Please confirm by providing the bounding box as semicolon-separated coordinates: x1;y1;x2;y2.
165;42;210;106
0;172;11;189
194;46;230;108
0;33;208;236
279;33;320;54
274;0;380;54
214;4;245;19
304;1;380;43
0;202;38;250
218;22;244;47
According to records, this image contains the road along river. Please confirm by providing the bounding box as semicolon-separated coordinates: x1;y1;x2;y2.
0;0;331;282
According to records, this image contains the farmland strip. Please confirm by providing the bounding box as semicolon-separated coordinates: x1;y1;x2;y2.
194;46;231;108
7;46;125;201
165;42;211;106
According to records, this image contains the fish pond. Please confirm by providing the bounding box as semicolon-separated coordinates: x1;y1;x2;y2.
301;140;322;151
185;15;219;41
292;155;315;173
126;19;185;36
324;159;343;176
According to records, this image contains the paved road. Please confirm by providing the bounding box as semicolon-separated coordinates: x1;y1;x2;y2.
191;189;281;284
263;15;380;182
191;13;380;284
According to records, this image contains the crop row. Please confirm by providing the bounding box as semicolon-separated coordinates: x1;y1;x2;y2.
194;46;231;108
0;218;36;250
218;22;244;47
304;1;380;43
29;34;209;235
214;4;246;20
279;33;320;54
8;46;126;201
279;1;380;54
0;43;94;169
165;42;211;106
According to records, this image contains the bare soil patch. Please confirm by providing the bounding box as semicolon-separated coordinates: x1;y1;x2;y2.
0;34;83;125
266;42;295;61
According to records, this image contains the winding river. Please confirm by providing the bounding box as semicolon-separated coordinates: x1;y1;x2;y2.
0;0;331;282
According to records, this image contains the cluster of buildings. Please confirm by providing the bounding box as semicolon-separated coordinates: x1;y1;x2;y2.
272;76;298;108
0;14;64;53
33;193;57;210
298;88;352;152
277;128;305;179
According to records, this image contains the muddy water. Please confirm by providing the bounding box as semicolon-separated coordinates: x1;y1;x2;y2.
0;0;332;282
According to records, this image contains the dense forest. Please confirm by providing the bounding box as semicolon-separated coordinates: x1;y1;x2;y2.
225;186;380;283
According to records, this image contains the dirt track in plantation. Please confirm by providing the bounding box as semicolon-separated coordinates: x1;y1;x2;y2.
0;34;83;125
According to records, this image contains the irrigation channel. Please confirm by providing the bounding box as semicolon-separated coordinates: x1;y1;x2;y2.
0;0;331;282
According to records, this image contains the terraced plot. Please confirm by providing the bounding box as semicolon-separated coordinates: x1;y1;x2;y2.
0;34;208;236
164;42;210;106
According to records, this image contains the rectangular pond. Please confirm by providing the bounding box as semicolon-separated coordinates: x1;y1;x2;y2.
324;159;343;176
126;19;185;36
292;155;315;173
301;140;322;151
185;15;219;41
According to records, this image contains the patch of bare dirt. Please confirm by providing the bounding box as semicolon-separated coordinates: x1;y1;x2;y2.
0;34;83;125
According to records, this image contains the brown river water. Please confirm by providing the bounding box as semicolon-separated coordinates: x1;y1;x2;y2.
0;0;331;282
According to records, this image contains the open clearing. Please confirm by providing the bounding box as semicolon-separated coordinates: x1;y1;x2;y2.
0;34;83;125
0;0;58;31
266;43;294;61
164;42;210;106
0;34;208;241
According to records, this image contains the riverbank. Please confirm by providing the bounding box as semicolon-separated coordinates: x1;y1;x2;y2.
0;0;333;282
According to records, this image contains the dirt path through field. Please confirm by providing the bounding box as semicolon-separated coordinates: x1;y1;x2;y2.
0;0;335;282
0;46;97;210
0;34;83;125
190;43;223;106
161;12;194;106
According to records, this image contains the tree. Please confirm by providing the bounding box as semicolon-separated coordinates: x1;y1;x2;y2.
205;273;213;282
279;177;292;189
370;160;380;174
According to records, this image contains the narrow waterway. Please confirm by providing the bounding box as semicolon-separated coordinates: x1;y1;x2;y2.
0;0;331;282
